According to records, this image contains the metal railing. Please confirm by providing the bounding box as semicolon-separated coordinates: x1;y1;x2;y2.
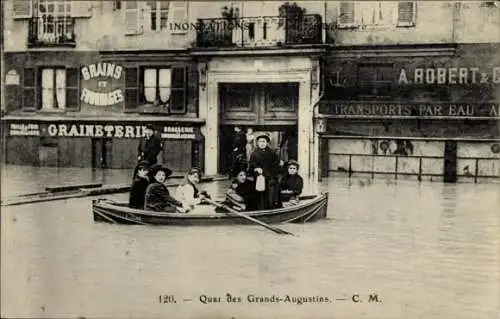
28;17;76;47
195;14;322;48
328;153;499;183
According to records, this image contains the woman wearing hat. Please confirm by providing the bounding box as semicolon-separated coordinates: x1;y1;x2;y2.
248;132;282;210
175;168;209;213
129;160;152;209
144;164;185;212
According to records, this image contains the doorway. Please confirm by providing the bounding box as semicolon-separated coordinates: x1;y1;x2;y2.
443;140;458;183
218;125;298;175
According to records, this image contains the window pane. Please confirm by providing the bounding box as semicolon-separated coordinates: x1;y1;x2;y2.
145;88;157;103
23;68;35;87
55;69;66;89
147;1;157;10
171;67;185;88
266;83;298;109
151;11;157;30
221;83;252;109
42;69;54;89
159;68;172;87
159;87;171;103
170;89;185;112
56;88;66;108
160;11;168;30
42;88;54;109
144;69;157;87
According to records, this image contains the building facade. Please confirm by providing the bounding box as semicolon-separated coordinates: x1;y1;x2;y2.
2;1;499;182
318;1;500;182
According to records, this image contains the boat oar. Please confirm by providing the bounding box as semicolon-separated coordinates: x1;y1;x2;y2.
204;198;295;236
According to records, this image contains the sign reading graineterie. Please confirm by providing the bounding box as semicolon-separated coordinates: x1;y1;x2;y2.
80;63;124;107
319;102;500;118
8;123;198;139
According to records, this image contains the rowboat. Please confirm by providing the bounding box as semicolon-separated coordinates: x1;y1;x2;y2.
92;193;328;226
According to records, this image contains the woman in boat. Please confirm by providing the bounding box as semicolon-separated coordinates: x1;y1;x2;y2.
248;132;282;210
175;168;208;213
144;164;185;212
218;170;256;212
129;160;151;209
280;160;304;205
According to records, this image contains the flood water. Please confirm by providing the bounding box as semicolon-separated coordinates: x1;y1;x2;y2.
1;166;499;319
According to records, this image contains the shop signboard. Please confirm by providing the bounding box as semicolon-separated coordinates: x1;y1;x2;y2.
80;62;124;108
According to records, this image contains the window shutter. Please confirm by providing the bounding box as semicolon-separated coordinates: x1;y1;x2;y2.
170;67;187;113
23;68;36;110
13;0;32;19
71;1;92;18
338;2;356;26
169;1;189;34
124;1;143;35
66;68;79;111
125;67;138;110
397;1;416;26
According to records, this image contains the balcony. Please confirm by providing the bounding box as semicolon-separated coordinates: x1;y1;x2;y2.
195;14;323;49
28;17;76;48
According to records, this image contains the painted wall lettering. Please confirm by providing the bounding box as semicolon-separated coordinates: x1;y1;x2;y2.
398;67;500;85
319;102;500;118
7;123;198;139
80;62;124;107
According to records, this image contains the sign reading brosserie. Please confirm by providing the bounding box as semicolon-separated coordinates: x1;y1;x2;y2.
8;123;198;139
320;102;500;118
80;63;124;107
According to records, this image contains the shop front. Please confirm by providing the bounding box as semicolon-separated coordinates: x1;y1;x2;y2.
318;44;500;183
2;50;204;171
4;119;205;171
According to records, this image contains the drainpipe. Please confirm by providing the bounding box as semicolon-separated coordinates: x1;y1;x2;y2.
309;58;325;184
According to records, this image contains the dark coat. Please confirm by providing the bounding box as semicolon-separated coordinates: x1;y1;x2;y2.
233;130;247;155
248;147;280;179
280;174;304;201
144;182;183;212
129;177;150;209
138;134;163;165
233;179;257;211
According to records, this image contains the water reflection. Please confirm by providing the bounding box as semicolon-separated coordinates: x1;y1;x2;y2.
1;174;499;319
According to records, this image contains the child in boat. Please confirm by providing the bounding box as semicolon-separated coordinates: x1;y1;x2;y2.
175;168;209;213
144;164;185;212
279;160;304;205
129;160;151;209
218;170;256;212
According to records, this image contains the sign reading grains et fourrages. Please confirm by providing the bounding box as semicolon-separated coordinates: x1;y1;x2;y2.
8;123;197;140
80;63;124;107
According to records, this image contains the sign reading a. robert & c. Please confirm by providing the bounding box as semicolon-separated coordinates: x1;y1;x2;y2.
80;63;124;107
398;67;500;85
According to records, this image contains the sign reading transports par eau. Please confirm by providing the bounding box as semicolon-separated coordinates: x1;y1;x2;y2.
319;103;500;118
8;123;198;139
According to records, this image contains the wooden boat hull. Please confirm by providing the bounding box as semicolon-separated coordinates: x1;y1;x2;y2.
92;193;328;226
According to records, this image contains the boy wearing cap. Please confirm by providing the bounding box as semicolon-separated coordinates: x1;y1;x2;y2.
248;132;282;210
138;124;163;166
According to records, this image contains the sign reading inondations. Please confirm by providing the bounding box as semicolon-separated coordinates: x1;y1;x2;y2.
8;123;198;139
80;63;124;107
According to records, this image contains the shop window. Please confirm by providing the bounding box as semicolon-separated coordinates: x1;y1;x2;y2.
264;83;298;111
23;68;36;110
356;64;393;100
137;66;187;114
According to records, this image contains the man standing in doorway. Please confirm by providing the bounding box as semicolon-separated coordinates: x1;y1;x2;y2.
138;124;163;166
231;126;247;178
